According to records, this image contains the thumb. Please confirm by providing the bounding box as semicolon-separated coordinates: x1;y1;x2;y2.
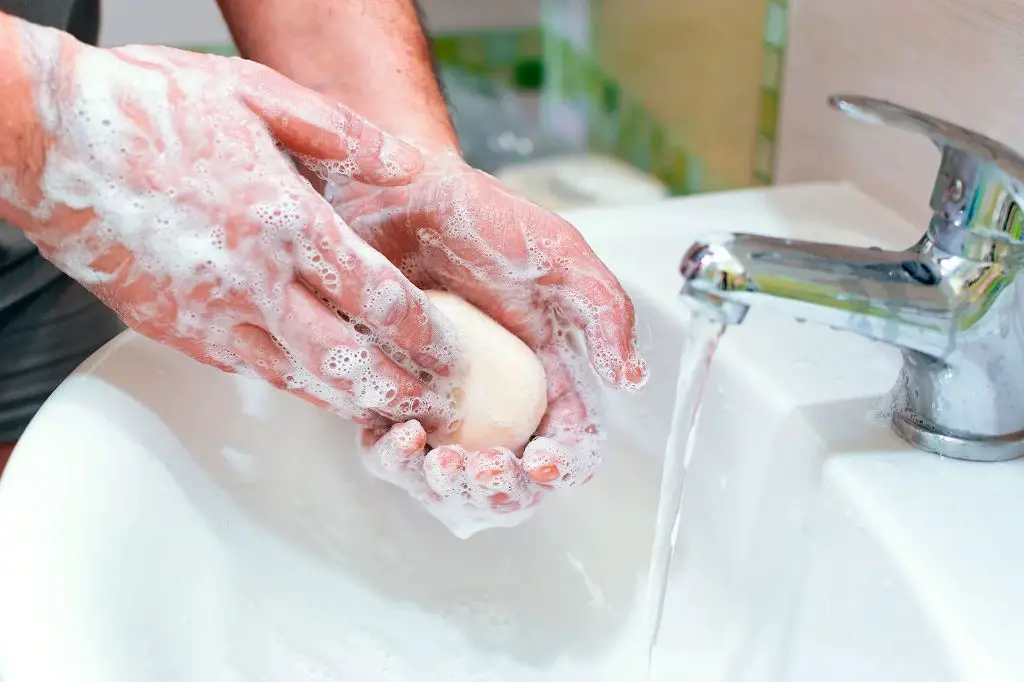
236;62;423;186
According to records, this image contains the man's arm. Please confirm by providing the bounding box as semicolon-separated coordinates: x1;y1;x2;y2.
0;12;71;232
216;0;458;153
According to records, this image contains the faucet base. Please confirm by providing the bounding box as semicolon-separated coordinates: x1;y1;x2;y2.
891;413;1024;463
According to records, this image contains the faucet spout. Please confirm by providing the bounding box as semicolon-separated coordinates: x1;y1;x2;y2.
672;93;1024;462
679;232;1024;462
679;233;964;357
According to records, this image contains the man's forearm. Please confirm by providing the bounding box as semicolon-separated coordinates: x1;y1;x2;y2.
0;12;73;234
217;0;457;153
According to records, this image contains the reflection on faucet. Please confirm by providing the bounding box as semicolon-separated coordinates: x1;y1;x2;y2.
680;95;1024;463
681;234;963;355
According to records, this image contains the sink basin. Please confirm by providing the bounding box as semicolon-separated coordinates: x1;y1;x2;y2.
1;182;1022;681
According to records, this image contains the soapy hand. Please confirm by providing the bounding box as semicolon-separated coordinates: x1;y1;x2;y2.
329;152;648;535
0;22;463;431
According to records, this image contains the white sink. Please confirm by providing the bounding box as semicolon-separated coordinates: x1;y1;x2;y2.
1;182;1022;682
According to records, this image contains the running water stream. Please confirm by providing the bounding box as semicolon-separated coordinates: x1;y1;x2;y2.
641;315;726;678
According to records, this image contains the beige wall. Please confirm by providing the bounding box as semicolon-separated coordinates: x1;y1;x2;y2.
99;0;541;47
777;0;1024;226
594;0;767;190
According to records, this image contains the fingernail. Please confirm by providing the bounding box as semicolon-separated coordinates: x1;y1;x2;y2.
527;463;561;485
474;468;506;488
470;449;512;489
437;449;464;472
624;356;649;388
488;493;522;512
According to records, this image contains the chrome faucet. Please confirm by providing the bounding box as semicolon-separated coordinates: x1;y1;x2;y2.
680;95;1024;462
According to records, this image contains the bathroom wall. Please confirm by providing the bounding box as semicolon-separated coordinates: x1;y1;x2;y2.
97;0;547;118
99;0;228;46
776;0;1024;225
98;0;540;46
594;0;773;190
96;0;789;197
541;0;789;195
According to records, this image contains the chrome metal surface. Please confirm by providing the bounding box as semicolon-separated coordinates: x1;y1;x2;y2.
680;96;1024;462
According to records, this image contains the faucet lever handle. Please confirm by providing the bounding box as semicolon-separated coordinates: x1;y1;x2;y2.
829;95;1024;258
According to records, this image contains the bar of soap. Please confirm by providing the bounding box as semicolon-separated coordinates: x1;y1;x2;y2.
426;290;548;453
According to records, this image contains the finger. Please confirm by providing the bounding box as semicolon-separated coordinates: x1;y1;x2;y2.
223;323;291;389
156;328;297;397
236;62;423;186
332;169;557;348
503;199;647;389
273;280;455;433
170;327;386;430
323;183;438;289
554;254;648;391
521;346;605;488
108;44;196;70
463;447;538;512
423;445;538;513
422;445;468;503
419;445;539;537
363;420;428;479
294;208;463;381
228;322;389;428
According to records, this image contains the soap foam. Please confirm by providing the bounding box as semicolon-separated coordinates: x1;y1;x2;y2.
325;153;641;534
7;29;461;431
328;152;648;394
358;322;606;539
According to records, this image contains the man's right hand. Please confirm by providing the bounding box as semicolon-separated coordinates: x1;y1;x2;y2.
0;14;464;434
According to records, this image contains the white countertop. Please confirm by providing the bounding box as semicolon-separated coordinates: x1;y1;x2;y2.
1;180;1020;682
563;182;1024;682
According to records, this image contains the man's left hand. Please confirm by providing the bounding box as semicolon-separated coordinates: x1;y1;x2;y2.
326;152;648;534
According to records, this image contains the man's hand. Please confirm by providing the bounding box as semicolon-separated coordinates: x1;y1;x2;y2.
209;0;648;534
328;153;649;535
0;15;464;433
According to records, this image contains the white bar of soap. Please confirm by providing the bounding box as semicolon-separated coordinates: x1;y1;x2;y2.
425;290;548;453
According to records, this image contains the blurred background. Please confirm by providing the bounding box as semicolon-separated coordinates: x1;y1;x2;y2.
98;0;779;210
98;0;1024;225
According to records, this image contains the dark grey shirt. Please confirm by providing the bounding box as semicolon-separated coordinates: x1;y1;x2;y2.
0;0;99;307
0;0;123;442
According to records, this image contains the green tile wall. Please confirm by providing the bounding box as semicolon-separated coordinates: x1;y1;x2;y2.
184;26;545;92
431;27;544;91
542;0;788;194
185;7;788;195
756;0;787;186
543;36;705;195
